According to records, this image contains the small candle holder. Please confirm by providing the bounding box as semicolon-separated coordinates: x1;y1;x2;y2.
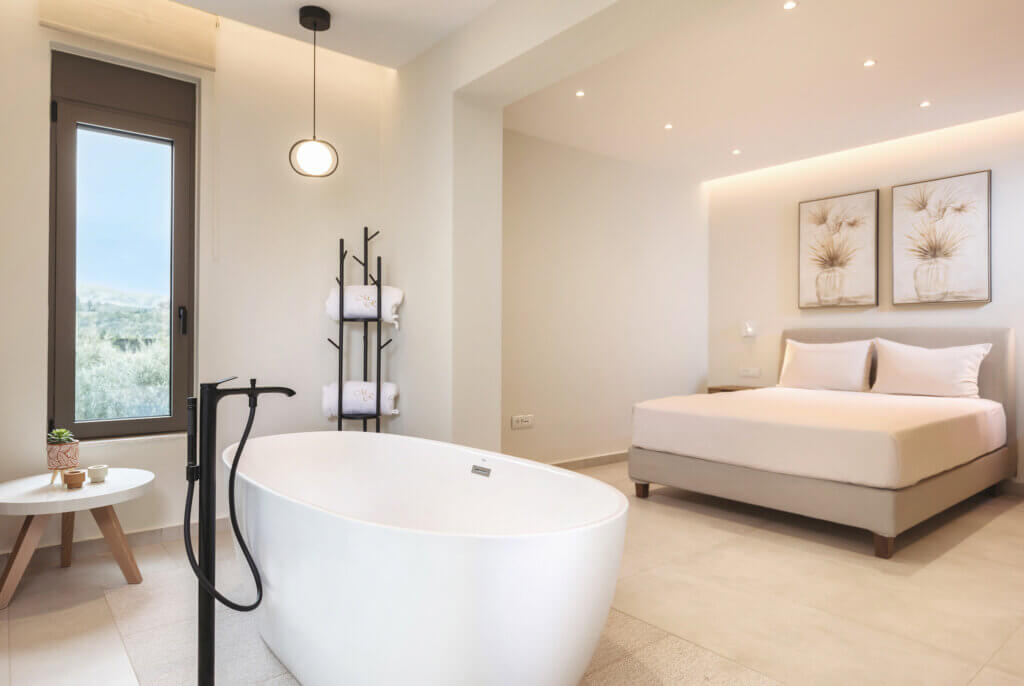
63;469;86;490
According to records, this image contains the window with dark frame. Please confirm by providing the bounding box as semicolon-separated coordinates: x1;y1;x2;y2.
49;52;196;439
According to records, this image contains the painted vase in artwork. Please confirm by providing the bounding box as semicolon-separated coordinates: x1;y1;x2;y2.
809;231;857;307
815;267;845;306
46;428;80;471
913;258;949;302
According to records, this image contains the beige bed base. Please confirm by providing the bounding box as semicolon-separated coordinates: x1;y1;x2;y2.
629;445;1014;558
630;326;1018;558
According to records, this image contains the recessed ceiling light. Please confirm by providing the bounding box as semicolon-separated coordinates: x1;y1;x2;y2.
920;100;932;108
664;123;673;130
575;90;585;97
731;148;742;155
783;1;798;10
863;58;876;68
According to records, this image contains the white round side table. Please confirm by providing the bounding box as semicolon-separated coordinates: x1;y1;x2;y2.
0;468;154;609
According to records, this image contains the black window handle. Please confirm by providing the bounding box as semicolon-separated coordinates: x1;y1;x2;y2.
178;306;188;335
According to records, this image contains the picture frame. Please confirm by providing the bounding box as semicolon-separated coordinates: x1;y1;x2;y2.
798;189;879;309
891;170;991;305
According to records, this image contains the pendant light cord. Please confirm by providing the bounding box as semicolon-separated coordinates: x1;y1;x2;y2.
312;27;317;140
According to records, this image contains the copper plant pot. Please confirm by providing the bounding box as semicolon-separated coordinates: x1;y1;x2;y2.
47;441;80;471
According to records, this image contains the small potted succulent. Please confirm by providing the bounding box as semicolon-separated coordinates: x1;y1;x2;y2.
46;428;80;474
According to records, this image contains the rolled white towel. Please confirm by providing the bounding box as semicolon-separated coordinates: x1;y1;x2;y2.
321;381;399;418
381;286;403;330
325;285;404;329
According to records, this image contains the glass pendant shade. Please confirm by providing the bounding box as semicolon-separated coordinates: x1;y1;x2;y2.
290;6;339;178
289;138;338;177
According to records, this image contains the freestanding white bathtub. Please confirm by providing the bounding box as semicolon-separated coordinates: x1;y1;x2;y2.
224;431;628;686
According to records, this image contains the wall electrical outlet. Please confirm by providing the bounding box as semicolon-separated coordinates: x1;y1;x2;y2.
511;414;534;430
739;367;761;378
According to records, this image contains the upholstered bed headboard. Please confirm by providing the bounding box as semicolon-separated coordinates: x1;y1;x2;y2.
780;327;1016;455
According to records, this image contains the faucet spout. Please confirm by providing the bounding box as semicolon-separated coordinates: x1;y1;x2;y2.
200;378;297;407
245;378;296;404
255;386;297;397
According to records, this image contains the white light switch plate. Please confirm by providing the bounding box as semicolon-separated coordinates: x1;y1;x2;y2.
511;414;534;430
739;367;761;378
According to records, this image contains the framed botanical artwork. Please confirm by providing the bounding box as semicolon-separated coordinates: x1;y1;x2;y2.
798;189;879;308
892;170;991;304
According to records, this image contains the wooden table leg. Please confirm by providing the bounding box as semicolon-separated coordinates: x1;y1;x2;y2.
90;506;141;584
61;512;75;568
0;514;52;609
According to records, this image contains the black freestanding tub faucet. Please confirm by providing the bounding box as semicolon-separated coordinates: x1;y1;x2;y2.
184;377;295;686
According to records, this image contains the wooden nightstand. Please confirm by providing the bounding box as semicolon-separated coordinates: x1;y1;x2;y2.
707;385;762;393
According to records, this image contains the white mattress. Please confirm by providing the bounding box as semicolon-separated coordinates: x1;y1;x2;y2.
632;387;1006;489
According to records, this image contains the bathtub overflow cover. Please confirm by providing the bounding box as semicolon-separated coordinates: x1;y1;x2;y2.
471;465;492;477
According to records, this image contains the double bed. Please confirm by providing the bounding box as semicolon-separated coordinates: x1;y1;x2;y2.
628;327;1017;557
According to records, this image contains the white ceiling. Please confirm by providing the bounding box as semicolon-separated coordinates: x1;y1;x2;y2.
179;0;497;67
503;0;1024;179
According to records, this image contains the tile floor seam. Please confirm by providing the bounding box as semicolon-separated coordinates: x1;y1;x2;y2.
964;665;1024;686
661;531;751;568
691;531;1024;663
945;550;1024;579
808;591;1016;670
733;496;1024;568
972;616;1024;683
644;557;986;672
608;606;790;685
616;532;744;582
102;592;141;686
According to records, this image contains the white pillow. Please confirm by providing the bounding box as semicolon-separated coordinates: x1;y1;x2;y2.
871;338;991;398
778;339;873;392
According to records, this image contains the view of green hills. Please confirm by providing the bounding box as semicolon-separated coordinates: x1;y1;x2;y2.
75;284;170;421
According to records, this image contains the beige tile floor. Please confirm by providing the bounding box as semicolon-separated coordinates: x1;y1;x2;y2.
1;460;1023;685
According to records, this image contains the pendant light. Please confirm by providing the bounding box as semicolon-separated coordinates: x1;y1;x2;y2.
289;5;339;177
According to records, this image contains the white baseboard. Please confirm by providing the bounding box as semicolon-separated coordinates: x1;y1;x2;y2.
553;451;627;472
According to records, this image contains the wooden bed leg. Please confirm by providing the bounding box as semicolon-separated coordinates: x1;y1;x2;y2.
873;534;895;559
634;482;650;498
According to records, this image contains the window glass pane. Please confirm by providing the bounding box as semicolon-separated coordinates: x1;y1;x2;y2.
75;125;173;421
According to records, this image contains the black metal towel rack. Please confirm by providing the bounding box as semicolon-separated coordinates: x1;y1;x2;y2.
326;227;393;432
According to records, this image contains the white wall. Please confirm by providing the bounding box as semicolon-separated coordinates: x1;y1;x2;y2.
502;131;707;463
198;17;389;446
452;95;504;449
0;1;391;553
379;0;621;451
382;0;698;451
706;110;1024;478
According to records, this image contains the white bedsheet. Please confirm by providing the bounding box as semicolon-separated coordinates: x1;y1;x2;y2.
632;387;1006;488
